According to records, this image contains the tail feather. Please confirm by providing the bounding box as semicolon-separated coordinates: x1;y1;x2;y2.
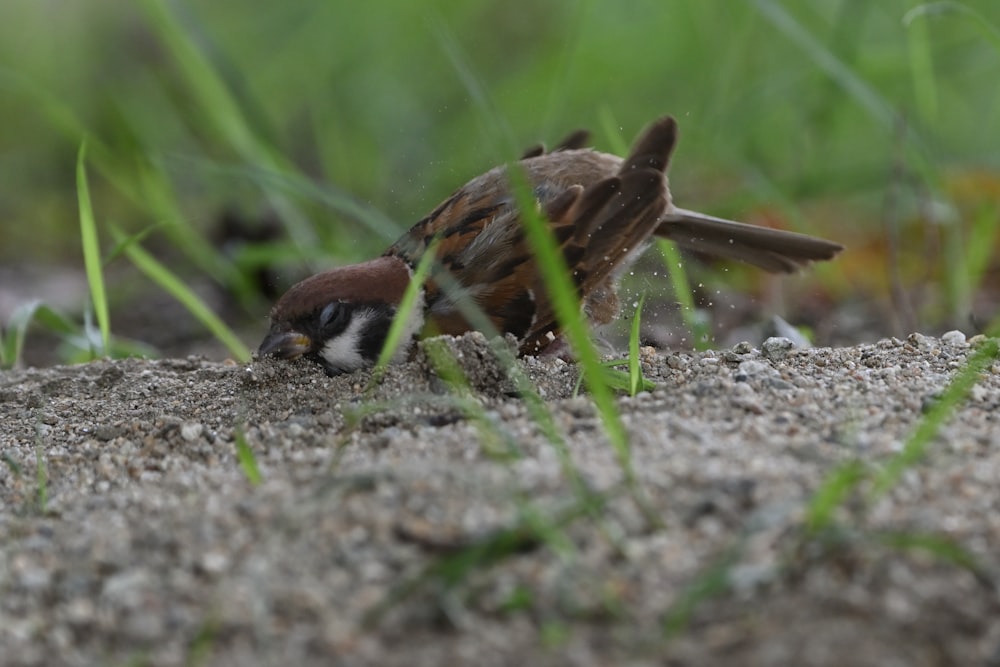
656;207;844;273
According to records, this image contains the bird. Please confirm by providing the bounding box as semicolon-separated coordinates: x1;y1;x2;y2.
258;115;843;376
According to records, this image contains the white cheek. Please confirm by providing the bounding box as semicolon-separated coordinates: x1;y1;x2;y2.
319;311;371;372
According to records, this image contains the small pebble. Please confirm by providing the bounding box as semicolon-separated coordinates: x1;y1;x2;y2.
941;330;966;346
180;422;203;442
761;337;796;361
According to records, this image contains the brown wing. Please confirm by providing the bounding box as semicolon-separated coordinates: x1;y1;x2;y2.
520;118;677;352
520;171;670;352
384;167;539;339
386;117;676;352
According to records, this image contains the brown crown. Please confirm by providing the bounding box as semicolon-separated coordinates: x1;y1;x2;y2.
269;255;411;321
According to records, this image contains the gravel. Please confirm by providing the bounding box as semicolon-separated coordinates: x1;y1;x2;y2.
1;331;999;666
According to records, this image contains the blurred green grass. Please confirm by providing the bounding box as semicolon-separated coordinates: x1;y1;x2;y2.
1;0;998;355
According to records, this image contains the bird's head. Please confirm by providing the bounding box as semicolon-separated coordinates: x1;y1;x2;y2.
258;256;419;375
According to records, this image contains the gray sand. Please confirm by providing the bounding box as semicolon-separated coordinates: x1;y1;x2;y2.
1;332;999;666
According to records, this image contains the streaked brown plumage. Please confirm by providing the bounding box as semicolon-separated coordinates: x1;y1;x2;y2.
260;115;842;375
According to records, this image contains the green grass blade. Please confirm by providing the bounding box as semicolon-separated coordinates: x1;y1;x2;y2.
35;435;47;513
428;23;644;521
590;361;656;396
1;300;41;368
662;543;740;637
877;530;980;571
2;75;257;303
507;166;638;491
945;203;1000;322
904;2;1000;54
658;239;712;350
369;238;440;385
364;492;602;626
31;305;86;337
598;106;630;155
416;339;521;460
905;0;939;122
132;159;255;294
751;0;898;130
138;0;318;251
103;223;165;265
804;460;867;533
112;226;252;362
77;142;111;355
752;0;941;193
628;294;645;396
417;337;471;391
186;619;221;667
870;337;999;499
1;452;22;478
413;268;599;507
140;0;256;158
2;72;250;300
429;15;512;159
179;158;402;245
1;301;87;369
234;429;262;486
964;205;1000;302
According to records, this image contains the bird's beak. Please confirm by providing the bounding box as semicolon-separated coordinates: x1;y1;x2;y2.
258;329;313;359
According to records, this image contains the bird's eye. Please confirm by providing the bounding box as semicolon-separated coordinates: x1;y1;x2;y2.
319;302;348;329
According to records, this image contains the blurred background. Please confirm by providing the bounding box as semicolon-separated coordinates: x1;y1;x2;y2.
1;0;998;367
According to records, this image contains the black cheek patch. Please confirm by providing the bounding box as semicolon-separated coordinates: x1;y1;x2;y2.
355;303;399;364
495;289;536;340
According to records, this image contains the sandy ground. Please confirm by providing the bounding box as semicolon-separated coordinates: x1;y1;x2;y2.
1;331;999;666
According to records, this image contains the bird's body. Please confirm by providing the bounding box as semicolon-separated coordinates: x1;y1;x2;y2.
260;116;843;375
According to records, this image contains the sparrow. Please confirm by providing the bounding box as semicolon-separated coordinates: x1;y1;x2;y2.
259;115;843;375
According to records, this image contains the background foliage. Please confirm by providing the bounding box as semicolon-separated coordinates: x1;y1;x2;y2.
1;0;998;363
